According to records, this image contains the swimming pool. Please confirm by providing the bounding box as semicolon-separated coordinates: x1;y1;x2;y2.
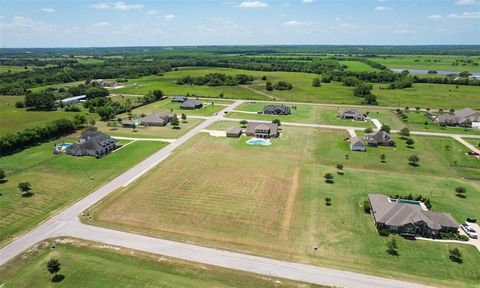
246;138;271;146
389;198;421;206
58;143;72;149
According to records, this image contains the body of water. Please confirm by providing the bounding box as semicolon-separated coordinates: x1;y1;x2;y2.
391;68;480;78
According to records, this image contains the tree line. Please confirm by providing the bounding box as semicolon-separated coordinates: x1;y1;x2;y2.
176;73;254;86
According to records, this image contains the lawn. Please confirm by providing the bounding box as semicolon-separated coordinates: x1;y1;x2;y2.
88;126;480;287
396;111;480;136
131;97;226;117
95;118;204;139
0;96;97;136
369;55;480;72
0;239;320;288
465;138;480;148
0;138;166;246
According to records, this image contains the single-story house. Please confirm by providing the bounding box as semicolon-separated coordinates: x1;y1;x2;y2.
245;122;279;138
368;194;458;237
434;108;480;128
350;137;366;152
66;130;117;158
263;105;291;115
226;127;242;138
338;108;366;121
57;95;87;104
366;131;396;147
180;99;203;110
172;96;188;103
139;112;176;127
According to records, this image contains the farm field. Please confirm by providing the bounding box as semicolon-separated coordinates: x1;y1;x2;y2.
88;126;480;287
0;96;97;136
339;60;379;72
0;239;320;288
95;117;204;139
0;65;41;73
0;138;166;246
369;55;480;72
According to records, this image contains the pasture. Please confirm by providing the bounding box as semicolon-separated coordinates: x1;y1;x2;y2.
0;138;166;246
89;126;480;287
0;239;319;288
0;96;96;136
369;55;480;72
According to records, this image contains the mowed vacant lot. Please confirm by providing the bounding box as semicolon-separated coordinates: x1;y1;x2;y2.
0;138;166;246
90;126;480;287
0;96;96;136
0;239;321;288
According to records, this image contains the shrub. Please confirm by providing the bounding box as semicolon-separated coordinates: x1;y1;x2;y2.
378;228;390;237
449;248;463;263
363;199;371;213
15;101;25;108
324;173;334;184
386;238;398;255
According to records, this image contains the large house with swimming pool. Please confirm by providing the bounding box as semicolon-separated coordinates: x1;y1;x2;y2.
245;122;279;138
66;130;117;158
368;194;458;238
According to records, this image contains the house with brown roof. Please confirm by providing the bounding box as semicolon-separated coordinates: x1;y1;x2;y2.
434;108;480;127
338;108;366;121
245;122;279;138
368;194;458;237
365;131;396;147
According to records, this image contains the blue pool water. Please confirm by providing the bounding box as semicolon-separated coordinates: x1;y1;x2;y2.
246;138;271;146
58;143;72;149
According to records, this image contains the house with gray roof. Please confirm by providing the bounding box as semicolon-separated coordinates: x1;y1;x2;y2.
226;127;242;138
139;112;176;127
263;104;291;115
180;99;203;110
365;131;396;147
338;108;366;121
66;130;117;158
245;122;279;138
171;96;188;103
434;108;480;127
368;194;458;237
350;136;366;152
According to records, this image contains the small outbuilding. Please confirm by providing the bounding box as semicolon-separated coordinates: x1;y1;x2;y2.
226;127;242;138
350;137;366;152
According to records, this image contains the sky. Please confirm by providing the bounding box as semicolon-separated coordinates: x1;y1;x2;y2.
0;0;479;48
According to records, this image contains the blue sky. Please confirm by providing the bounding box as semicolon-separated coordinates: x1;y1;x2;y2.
0;0;479;47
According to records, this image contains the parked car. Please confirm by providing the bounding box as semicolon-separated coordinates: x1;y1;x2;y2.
461;223;478;239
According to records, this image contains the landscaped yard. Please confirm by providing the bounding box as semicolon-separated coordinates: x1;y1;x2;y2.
0;138;167;246
87;126;480;287
0;96;97;136
95;118;204;139
0;239;320;288
131;97;226;117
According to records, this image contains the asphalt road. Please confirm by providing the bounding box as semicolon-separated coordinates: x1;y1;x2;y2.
2;99;477;288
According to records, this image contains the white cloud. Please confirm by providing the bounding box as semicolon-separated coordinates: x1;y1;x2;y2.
301;0;314;3
146;10;158;15
447;11;480;18
427;14;443;20
90;2;144;11
163;14;175;21
238;1;269;8
1;16;56;32
374;6;393;11
455;0;477;5
284;20;306;26
93;22;111;27
41;8;55;13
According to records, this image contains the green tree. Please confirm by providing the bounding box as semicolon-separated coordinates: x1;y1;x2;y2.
386;239;398;255
380;154;386;163
354;83;373;97
312;77;321;87
408;155;420;166
240;120;248;128
47;258;62;281
18;181;32;197
0;168;5;182
72;114;87;128
455;186;467;198
406;138;415;147
261;75;267;80
15;101;25;108
449;248;463;263
85;86;109;99
265;81;273;91
324;173;334;184
364;94;378;105
171;116;180;129
399;127;410;139
380;124;391;134
181;113;187;122
272;119;281;126
336;164;344;174
364;127;373;133
363;199;371;213
24;93;56;111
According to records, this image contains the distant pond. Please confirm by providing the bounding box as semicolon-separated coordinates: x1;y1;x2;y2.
391;68;480;78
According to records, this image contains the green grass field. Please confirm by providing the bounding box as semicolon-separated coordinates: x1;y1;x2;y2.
0;65;41;73
369;55;480;72
131;97;227;117
0;138;166;246
88;126;480;287
398;111;480;136
0;239;321;288
339;60;379;72
0;96;97;136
